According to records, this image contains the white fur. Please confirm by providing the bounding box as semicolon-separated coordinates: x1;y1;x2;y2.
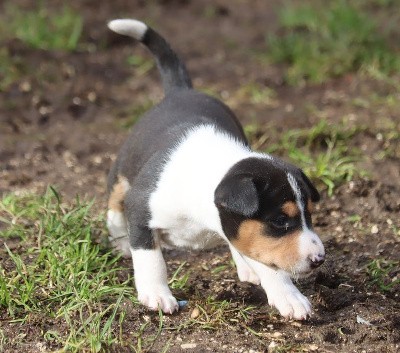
287;172;325;273
243;255;312;320
229;245;260;285
131;247;179;314
149;125;254;248
111;125;324;318
108;19;148;41
145;126;322;318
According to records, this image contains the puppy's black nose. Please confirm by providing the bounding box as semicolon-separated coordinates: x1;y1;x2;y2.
309;254;325;269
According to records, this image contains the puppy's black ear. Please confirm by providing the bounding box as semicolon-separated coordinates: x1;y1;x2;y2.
300;171;320;202
214;175;259;217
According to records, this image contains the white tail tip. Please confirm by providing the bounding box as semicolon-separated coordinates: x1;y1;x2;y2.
108;19;148;41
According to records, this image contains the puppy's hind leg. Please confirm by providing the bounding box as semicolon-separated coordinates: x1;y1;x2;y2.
107;175;131;257
107;209;130;257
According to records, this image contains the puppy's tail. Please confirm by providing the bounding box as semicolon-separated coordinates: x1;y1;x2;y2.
108;19;192;94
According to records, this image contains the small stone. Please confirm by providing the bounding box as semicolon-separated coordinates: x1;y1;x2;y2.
291;321;302;327
272;332;283;338
309;344;319;351
268;341;277;352
371;225;379;234
181;343;197;349
87;91;97;102
190;307;200;319
178;300;188;309
20;81;32;92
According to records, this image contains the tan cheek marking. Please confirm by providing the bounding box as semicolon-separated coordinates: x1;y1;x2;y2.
231;220;301;272
108;175;130;212
281;201;300;217
307;199;314;213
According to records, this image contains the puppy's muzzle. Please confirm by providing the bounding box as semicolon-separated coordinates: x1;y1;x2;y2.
308;253;325;268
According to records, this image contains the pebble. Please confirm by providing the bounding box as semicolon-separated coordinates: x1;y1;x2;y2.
178;300;188;309
190;307;201;319
181;343;197;349
371;225;379;234
268;341;277;351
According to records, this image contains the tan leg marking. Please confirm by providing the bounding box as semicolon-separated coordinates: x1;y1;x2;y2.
231;220;301;272
108;175;130;212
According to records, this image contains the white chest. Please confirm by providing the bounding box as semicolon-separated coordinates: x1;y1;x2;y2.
156;217;224;250
148;125;253;250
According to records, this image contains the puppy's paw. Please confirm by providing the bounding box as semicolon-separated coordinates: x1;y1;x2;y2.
267;286;311;320
236;264;261;285
138;287;179;314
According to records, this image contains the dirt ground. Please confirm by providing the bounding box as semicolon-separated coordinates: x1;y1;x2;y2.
0;0;399;352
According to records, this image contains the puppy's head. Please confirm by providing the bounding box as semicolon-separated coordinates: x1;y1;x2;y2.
215;157;325;277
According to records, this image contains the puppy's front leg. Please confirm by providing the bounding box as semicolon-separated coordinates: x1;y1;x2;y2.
229;245;260;285
124;186;178;314
243;255;311;320
131;245;179;314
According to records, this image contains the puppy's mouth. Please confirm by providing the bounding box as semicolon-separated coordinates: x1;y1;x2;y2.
289;257;326;278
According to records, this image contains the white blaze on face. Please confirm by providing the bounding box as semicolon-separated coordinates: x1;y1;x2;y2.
287;173;325;272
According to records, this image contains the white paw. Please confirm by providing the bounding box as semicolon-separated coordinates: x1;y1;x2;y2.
138;287;179;314
236;264;261;285
267;286;311;320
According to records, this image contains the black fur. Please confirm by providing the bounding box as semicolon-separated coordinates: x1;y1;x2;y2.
108;22;319;251
214;157;315;240
142;27;192;93
108;89;248;249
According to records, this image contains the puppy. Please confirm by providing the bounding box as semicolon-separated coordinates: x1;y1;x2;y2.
106;19;325;320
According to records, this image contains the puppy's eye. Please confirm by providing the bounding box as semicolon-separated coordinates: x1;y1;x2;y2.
271;215;289;229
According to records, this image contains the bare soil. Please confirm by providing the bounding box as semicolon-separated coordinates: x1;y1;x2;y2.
0;0;399;352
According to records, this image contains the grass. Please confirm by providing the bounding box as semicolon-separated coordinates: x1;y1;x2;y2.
0;188;136;352
117;100;155;129
0;189;268;352
0;48;25;91
0;2;83;90
247;120;365;195
3;3;83;51
366;259;400;293
266;0;400;84
229;82;279;108
127;55;155;76
168;298;257;334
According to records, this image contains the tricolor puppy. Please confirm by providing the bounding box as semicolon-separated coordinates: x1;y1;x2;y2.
106;19;325;320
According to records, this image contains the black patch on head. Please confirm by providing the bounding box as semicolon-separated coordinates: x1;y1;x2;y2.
299;170;320;202
215;157;318;240
214;174;259;217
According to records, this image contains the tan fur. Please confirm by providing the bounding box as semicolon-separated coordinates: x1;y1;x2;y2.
108;175;129;212
281;201;300;217
231;220;301;272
